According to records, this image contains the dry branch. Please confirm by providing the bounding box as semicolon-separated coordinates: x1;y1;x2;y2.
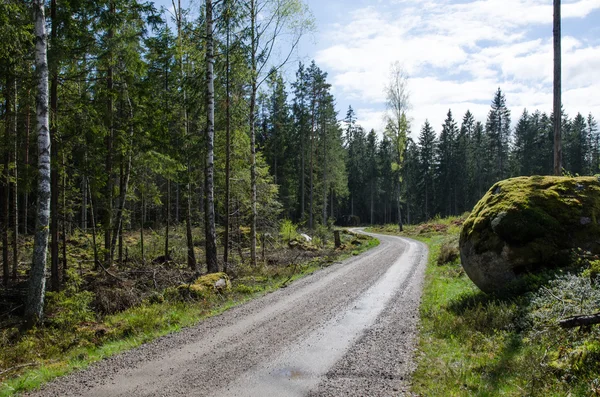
559;312;600;328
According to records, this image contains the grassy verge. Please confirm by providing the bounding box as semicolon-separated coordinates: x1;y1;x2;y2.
0;230;378;396
368;217;600;396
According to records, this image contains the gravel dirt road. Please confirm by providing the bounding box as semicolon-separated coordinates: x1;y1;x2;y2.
26;231;428;397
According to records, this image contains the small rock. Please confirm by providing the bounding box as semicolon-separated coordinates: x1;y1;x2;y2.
214;278;227;290
576;183;585;191
300;233;312;242
581;217;592;225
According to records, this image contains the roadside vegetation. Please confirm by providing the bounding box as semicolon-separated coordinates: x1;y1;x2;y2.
369;216;600;396
0;223;377;396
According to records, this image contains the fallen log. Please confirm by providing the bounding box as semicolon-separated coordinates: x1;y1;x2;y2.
559;312;600;328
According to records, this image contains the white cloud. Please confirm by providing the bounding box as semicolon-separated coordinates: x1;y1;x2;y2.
314;0;600;136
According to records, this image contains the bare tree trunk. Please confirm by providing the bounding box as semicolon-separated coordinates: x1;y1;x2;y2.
140;189;145;265
12;79;19;281
370;180;374;225
205;0;218;273
249;0;258;266
301;130;305;220
186;180;196;271
223;0;231;269
2;76;10;287
553;0;562;176
61;154;67;282
397;183;403;232
50;0;60;290
173;0;196;272
322;120;328;226
164;179;170;259
26;0;51;326
309;93;315;230
88;179;100;270
110;88;134;262
81;176;87;230
104;2;115;267
22;90;31;235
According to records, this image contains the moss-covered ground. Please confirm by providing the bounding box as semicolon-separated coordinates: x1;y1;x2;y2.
368;215;600;396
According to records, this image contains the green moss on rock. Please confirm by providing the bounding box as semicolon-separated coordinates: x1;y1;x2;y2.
460;176;600;293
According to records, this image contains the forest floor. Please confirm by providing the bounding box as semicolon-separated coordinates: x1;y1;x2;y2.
368;216;600;396
0;225;378;396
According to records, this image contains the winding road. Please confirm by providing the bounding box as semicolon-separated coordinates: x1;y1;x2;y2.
27;231;428;397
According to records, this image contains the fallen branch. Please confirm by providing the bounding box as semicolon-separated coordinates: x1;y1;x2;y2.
0;362;39;377
559;312;600;328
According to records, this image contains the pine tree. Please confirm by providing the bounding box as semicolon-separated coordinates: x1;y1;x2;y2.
418;120;437;220
485;88;511;184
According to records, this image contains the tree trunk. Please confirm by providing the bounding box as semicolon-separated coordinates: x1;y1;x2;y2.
322;121;328;226
249;0;258;266
553;0;562;176
205;0;218;273
164;179;170;259
26;0;51;326
12;78;19;281
61;155;67;282
224;0;231;269
370;180;374;225
50;1;60;289
22;90;31;235
104;2;115;267
88;179;100;270
109;85;134;263
397;183;403;232
309;93;315;230
186;180;196;271
2;75;10;287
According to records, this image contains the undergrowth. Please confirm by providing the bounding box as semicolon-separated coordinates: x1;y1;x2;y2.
368;216;600;396
0;228;378;396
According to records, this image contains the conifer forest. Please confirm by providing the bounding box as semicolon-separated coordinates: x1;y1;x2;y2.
0;0;598;326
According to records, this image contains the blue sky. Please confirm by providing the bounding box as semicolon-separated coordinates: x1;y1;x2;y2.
156;0;600;137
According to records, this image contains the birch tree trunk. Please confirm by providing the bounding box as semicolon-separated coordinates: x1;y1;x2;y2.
26;0;51;326
204;0;218;273
223;0;231;269
249;0;258;266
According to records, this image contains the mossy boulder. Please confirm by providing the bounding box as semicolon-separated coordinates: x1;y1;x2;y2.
166;272;231;301
192;272;231;291
460;176;600;293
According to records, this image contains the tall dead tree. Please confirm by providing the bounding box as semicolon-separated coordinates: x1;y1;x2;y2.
553;0;562;176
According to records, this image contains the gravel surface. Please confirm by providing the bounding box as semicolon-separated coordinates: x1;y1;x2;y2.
24;231;428;397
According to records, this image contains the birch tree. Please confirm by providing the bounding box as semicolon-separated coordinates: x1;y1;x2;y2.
384;62;410;232
205;0;218;273
26;0;51;326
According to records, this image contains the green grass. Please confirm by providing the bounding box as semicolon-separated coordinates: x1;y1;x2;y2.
368;217;600;397
0;232;379;396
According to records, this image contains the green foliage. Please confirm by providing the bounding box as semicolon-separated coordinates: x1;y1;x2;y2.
411;217;600;396
279;219;299;242
45;290;96;331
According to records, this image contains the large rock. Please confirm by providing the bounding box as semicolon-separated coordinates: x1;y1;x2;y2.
460;176;600;293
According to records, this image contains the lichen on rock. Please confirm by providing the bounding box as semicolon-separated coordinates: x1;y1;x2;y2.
460;176;600;294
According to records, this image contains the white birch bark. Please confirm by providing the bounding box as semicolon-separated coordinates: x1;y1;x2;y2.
26;0;51;326
205;0;218;273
